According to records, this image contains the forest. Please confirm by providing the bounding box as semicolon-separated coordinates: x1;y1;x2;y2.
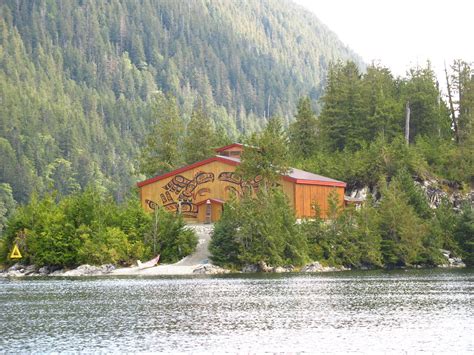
0;1;472;269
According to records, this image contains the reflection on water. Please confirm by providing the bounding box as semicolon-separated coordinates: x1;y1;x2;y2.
1;269;473;353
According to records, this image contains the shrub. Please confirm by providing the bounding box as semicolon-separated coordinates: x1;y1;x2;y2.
0;187;197;267
210;188;309;268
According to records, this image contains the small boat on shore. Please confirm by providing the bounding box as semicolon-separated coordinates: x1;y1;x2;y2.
137;255;160;269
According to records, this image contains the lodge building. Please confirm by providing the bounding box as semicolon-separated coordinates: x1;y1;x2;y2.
137;143;346;223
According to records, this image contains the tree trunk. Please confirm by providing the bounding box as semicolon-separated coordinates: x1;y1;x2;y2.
405;101;410;145
445;62;459;143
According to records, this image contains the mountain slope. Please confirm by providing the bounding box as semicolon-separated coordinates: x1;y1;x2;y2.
0;0;363;203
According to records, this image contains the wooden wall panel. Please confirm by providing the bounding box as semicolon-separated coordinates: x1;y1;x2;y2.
280;179;295;208
294;184;345;219
140;161;241;221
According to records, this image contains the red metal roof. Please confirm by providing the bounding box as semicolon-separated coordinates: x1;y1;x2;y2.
283;168;346;187
136;156;239;187
137;154;346;188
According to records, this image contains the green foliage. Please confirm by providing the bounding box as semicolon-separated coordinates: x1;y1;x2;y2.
301;195;383;268
0;183;16;236
318;61;450;151
183;103;218;164
238;117;290;189
401;65;452;142
297;134;429;190
289;97;319;158
319;61;366;151
377;176;435;267
0;188;196;267
209;200;242;267
449;60;474;143
140;93;185;177
149;207;198;264
210;188;309;268
454;203;474;266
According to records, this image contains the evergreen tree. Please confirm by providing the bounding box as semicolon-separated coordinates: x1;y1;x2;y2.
0;183;16;236
289;97;318;158
449;60;474;143
183;103;216;164
378;176;429;266
319;61;366;151
454;203;474;266
210;188;308;268
360;64;402;141
140;93;185;177
401;64;451;142
238;116;290;190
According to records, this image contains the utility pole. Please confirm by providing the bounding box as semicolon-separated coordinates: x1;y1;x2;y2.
405;101;410;145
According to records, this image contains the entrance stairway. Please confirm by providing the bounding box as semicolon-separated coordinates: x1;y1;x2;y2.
175;224;214;266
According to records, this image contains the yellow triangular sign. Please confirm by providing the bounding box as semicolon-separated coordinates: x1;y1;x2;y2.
9;244;22;259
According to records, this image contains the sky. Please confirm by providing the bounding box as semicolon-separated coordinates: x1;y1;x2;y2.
293;0;473;80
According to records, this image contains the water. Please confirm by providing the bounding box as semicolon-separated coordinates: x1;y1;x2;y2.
1;269;472;353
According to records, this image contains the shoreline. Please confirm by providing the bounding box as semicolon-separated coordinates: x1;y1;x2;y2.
0;260;467;279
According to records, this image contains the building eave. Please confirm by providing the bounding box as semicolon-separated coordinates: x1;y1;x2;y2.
282;176;346;188
137;156;239;188
137;155;346;189
214;143;244;152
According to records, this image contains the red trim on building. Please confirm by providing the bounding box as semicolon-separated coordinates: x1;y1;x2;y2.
138;153;346;189
214;143;244;152
137;156;240;188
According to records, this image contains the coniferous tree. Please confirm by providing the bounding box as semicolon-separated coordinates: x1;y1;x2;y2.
289;97;318;158
238;116;290;190
319;61;365;151
183;103;216;164
140;93;185;177
401;64;451;142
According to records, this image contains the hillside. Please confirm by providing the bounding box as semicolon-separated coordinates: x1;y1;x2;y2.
0;0;363;204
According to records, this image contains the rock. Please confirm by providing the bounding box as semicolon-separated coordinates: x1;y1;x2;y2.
193;264;230;275
273;265;294;273
416;179;473;210
301;262;324;272
8;263;24;272
243;263;296;273
258;261;273;272
437;249;466;268
1;263;115;277
242;264;259;273
100;264;116;274
57;264;116;277
23;265;38;276
61;264;100;276
301;262;349;273
38;266;51;275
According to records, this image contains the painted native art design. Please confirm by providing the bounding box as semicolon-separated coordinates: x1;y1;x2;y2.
218;172;262;193
157;171;215;217
148;170;262;218
146;198;198;216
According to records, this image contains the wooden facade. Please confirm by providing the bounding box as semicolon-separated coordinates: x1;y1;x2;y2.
138;144;346;222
